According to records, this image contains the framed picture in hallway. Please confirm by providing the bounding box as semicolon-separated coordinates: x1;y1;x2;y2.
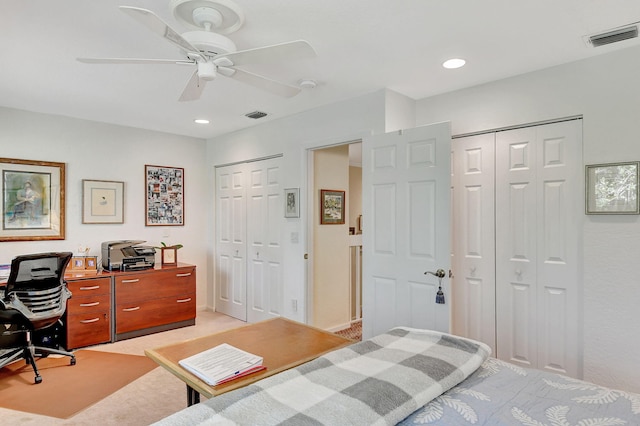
320;189;345;224
586;161;640;214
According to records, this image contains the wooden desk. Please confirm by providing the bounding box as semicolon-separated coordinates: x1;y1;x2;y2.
145;317;354;406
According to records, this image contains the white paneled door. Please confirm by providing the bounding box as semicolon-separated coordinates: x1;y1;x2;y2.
215;157;283;323
451;132;496;353
362;122;452;339
495;120;582;378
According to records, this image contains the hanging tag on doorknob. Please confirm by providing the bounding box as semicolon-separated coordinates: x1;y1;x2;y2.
425;269;446;304
435;278;445;304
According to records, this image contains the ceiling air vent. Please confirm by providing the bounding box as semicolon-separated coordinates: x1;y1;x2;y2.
588;24;638;47
245;111;268;119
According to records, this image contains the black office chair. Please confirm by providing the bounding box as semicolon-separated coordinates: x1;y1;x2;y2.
0;252;76;383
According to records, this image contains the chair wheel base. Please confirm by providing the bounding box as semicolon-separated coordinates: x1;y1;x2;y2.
70;357;76;366
35;375;42;384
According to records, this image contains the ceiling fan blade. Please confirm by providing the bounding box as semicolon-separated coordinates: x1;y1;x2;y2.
217;40;316;67
223;67;301;98
119;6;200;54
77;57;192;65
179;70;206;102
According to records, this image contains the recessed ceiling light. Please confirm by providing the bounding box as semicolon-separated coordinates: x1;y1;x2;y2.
442;58;466;69
194;119;210;124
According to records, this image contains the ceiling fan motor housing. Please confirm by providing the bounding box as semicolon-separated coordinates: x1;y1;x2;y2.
181;30;237;56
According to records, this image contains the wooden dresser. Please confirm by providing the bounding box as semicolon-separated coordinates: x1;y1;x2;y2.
63;263;196;349
64;275;112;349
114;264;196;341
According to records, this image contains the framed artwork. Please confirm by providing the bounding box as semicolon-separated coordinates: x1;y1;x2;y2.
284;188;300;218
82;179;124;224
0;157;65;242
586;161;640;214
70;256;86;271
161;247;178;266
145;165;184;226
320;189;345;224
85;256;98;270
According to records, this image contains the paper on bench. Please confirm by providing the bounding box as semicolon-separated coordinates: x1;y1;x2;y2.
178;343;263;386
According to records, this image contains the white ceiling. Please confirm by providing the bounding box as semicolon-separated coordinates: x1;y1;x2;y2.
2;0;640;140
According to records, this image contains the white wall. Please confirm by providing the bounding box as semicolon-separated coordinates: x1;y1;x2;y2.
416;44;640;393
0;107;209;309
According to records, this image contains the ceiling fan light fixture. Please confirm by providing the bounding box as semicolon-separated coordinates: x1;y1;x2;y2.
443;58;466;69
197;61;216;80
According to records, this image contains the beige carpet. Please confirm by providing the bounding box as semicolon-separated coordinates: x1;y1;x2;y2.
0;350;157;419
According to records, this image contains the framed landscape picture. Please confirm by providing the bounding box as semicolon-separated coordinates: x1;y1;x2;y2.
320;189;345;224
585;161;640;214
145;165;184;226
0;157;65;242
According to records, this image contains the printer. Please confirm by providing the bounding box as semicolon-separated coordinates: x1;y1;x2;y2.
101;240;156;271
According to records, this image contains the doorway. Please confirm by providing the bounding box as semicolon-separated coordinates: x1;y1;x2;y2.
307;142;362;332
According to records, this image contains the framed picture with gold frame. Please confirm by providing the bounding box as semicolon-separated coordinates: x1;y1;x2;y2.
320;189;345;224
0;157;65;242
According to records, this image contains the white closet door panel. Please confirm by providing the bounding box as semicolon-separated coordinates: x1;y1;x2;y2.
451;133;495;351
215;166;247;321
496;127;538;367
247;157;283;323
535;121;582;377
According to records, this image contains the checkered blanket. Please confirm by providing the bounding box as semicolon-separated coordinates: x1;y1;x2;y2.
155;327;491;425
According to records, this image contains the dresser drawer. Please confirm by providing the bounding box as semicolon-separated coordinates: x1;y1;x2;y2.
67;293;111;314
65;311;111;349
66;276;111;297
115;267;195;303
115;293;196;334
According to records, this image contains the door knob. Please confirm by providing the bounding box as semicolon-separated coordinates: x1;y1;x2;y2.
425;269;446;278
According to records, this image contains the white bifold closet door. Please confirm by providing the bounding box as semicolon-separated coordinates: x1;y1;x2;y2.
452;119;583;378
215;157;284;323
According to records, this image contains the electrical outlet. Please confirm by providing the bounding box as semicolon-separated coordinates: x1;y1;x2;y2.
291;299;298;312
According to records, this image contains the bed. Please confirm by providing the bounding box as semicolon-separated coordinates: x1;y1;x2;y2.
154;327;640;425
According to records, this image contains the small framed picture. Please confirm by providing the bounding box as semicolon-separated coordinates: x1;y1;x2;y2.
70;257;86;270
320;189;345;224
161;247;178;266
82;179;124;224
284;188;300;218
85;256;98;270
586;161;640;214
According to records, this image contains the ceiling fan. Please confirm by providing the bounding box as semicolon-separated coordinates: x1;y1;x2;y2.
77;0;316;101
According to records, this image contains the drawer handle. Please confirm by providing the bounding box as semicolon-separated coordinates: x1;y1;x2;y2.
121;279;140;283
79;285;101;291
79;301;100;307
176;273;192;277
80;318;100;324
176;298;192;303
122;306;141;312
